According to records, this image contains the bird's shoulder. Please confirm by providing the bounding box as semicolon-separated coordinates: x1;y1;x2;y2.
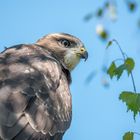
0;44;61;79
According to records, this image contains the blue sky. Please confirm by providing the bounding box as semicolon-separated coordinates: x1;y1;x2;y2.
0;0;140;140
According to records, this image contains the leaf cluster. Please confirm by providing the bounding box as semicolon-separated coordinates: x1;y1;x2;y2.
107;58;135;80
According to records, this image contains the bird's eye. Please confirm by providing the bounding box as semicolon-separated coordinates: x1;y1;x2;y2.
60;39;71;47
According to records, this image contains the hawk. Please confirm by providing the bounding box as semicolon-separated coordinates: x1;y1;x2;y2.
0;33;88;140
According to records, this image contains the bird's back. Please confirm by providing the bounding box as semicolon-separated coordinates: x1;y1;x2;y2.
0;44;72;140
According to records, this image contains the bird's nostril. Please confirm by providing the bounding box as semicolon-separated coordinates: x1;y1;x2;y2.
80;48;85;52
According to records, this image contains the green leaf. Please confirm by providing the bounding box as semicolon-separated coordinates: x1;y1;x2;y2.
84;13;93;21
85;71;96;84
125;58;135;75
114;64;126;80
119;91;140;119
107;62;116;78
105;2;110;8
128;2;136;12
96;8;103;17
106;41;112;49
107;58;135;80
123;132;134;140
100;30;108;40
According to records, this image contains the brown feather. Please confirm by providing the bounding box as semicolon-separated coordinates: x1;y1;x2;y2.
0;43;72;140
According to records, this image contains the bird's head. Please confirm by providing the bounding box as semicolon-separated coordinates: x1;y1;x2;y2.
36;33;88;71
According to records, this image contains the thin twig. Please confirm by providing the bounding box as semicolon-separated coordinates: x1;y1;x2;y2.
112;39;126;60
114;58;124;62
112;39;137;93
134;132;140;136
130;72;137;93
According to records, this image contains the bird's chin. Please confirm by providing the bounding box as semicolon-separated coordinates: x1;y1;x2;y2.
65;62;79;71
64;57;81;71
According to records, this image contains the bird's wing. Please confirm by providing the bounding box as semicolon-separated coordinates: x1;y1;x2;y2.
0;44;72;140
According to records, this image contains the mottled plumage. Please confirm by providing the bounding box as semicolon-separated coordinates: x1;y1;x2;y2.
0;33;88;140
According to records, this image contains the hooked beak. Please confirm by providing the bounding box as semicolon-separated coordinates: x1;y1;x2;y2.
81;50;88;61
79;47;88;61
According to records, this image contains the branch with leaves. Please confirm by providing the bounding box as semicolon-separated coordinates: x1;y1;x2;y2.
84;0;140;41
107;40;140;140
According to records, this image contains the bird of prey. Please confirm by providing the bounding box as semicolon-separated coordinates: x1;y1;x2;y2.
0;33;88;140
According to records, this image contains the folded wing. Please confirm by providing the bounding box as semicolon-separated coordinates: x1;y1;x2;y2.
0;44;72;140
